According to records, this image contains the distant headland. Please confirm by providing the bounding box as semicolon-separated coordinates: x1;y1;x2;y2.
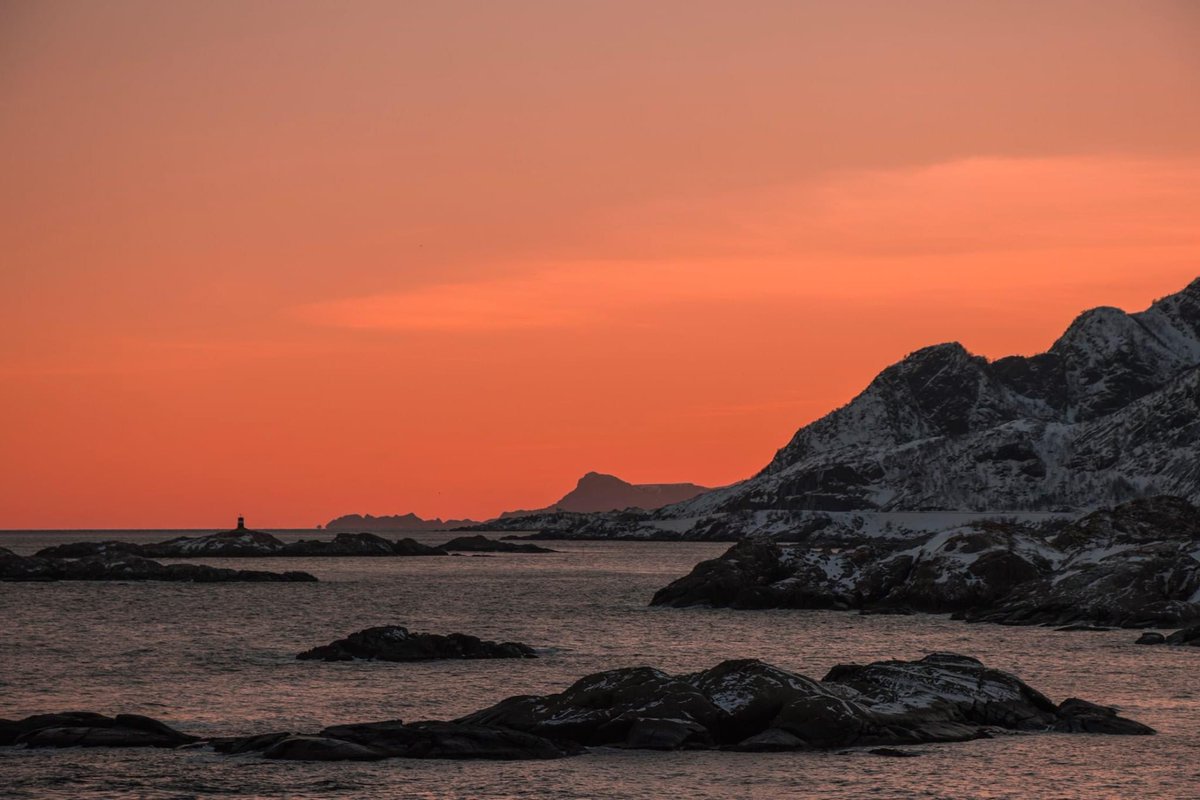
324;471;711;531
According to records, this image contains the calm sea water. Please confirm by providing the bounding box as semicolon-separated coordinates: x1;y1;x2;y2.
1;529;1198;799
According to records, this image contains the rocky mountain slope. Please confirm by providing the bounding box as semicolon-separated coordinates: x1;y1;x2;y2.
690;277;1200;517
488;278;1200;540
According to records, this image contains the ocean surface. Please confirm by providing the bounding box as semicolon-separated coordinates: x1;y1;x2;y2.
2;529;1198;799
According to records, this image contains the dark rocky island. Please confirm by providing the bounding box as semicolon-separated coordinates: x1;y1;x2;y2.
0;547;316;583
34;521;448;560
436;535;556;553
2;653;1151;762
651;496;1200;629
1;713;201;749
324;512;479;532
296;625;537;662
31;524;558;561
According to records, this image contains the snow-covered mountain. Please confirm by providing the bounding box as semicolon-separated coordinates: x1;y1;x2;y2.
484;278;1199;540
682;277;1200;517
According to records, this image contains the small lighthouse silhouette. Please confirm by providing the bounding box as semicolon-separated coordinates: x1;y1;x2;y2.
236;515;246;530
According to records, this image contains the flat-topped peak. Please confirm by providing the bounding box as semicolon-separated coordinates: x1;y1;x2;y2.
576;471;629;488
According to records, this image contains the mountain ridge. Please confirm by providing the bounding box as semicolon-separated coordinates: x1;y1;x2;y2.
485;277;1200;538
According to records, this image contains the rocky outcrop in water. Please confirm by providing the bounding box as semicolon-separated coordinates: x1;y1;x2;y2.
0;549;317;583
296;625;537;662
34;529;448;559
0;713;200;748
460;653;1152;749
436;535;556;553
1;653;1152;761
652;496;1200;628
1133;625;1200;647
961;497;1200;627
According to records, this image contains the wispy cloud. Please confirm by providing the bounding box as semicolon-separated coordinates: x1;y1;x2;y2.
295;155;1200;333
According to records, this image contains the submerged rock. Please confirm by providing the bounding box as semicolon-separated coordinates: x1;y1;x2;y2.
867;748;922;757
318;720;578;760
262;735;385;761
296;625;537;662
1165;625;1200;646
1052;698;1156;735
209;731;293;754
0;551;316;583
435;535;557;554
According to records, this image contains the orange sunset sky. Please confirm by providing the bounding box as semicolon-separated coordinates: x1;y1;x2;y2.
2;1;1199;528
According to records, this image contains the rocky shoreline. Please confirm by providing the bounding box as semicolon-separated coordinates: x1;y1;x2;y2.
34;529;449;559
651;496;1200;629
0;547;317;583
1;653;1152;761
296;625;538;662
32;529;556;559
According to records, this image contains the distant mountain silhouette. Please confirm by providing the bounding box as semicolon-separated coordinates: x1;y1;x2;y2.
324;512;478;532
324;473;710;531
500;472;711;517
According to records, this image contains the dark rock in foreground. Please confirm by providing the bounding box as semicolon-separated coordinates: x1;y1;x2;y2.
1;654;1152;762
34;529;447;559
458;653;1152;751
0;713;199;748
652;496;1200;629
0;549;316;583
296;625;537;662
436;535;557;554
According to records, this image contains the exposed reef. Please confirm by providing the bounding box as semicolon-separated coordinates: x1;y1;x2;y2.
1;713;199;748
32;530;556;560
296;625;537;662
34;529;448;559
0;547;316;583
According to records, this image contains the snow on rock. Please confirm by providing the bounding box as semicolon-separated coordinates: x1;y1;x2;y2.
653;496;1200;629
